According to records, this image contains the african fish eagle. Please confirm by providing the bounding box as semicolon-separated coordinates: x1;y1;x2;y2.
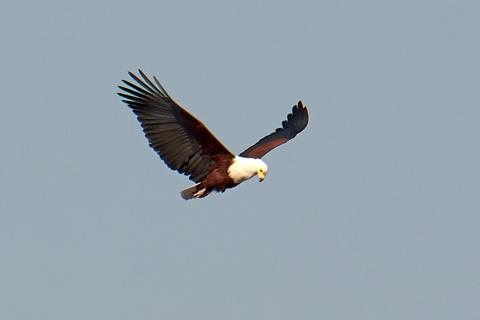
118;70;309;199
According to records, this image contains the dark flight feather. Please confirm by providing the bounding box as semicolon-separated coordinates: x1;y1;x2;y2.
239;101;309;159
118;70;234;182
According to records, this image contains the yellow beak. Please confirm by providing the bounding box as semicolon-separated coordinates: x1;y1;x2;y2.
258;172;265;182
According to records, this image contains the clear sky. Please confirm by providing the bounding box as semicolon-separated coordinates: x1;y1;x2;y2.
1;1;479;319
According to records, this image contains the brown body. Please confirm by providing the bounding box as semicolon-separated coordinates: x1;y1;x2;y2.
192;157;237;197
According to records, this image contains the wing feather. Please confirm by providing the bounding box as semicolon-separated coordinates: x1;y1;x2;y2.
118;70;233;182
239;101;309;159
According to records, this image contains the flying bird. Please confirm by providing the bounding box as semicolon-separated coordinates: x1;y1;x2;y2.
118;70;309;199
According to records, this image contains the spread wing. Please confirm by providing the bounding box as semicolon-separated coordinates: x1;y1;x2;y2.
118;70;234;182
239;101;309;159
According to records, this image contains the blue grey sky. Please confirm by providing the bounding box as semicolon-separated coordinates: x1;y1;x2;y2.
1;0;479;319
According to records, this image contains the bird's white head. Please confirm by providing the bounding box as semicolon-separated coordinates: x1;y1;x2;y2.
255;159;268;182
228;156;269;184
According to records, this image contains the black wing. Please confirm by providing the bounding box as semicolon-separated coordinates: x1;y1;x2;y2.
239;101;309;159
118;70;234;182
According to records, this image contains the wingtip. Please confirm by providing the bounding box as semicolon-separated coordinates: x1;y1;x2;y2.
293;101;306;112
138;69;147;78
126;69;144;76
298;100;308;111
290;100;309;130
294;101;308;118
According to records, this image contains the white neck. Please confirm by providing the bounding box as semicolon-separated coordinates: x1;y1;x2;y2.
228;156;265;184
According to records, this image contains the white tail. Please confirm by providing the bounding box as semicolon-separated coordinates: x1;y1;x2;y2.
180;184;201;200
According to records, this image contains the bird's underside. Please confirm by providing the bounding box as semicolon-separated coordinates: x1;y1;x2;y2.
118;70;309;199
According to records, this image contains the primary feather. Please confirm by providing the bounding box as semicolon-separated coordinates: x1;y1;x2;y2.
118;70;233;182
239;101;309;158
